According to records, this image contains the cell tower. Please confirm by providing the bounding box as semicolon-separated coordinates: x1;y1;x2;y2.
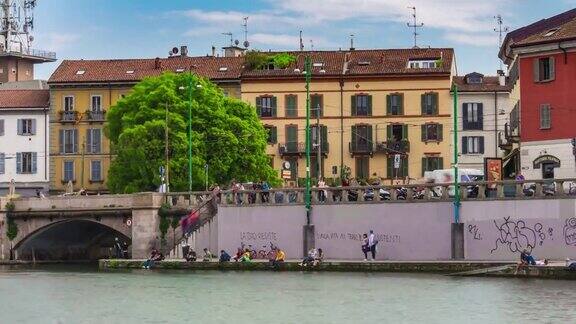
407;6;424;48
494;14;509;71
0;0;55;82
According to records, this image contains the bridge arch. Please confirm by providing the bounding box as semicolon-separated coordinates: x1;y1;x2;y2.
14;219;132;261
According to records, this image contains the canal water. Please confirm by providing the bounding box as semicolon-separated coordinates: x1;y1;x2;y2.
0;265;575;324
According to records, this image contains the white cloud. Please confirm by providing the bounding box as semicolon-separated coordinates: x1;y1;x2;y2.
35;33;79;51
444;33;498;47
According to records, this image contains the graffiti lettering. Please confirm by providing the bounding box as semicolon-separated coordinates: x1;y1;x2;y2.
564;218;576;246
316;232;401;244
468;224;483;240
490;216;545;254
240;232;277;241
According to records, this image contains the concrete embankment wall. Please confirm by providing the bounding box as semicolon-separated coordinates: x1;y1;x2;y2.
194;199;576;261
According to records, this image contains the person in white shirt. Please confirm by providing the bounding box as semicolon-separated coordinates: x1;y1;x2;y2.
368;230;378;260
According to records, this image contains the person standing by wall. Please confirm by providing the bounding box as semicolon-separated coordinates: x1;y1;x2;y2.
361;234;369;261
368;230;378;261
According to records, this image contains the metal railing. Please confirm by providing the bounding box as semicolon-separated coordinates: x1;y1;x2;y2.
87;110;106;122
163;178;576;207
1;48;57;60
349;141;374;154
376;140;410;154
278;142;329;155
59;111;77;122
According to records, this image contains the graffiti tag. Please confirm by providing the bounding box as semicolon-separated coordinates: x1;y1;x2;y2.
564;218;576;246
316;232;401;244
240;232;278;241
490;216;545;254
468;224;483;240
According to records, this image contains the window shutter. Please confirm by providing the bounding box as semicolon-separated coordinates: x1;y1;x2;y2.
477;103;484;130
0;153;4;174
437;124;443;141
367;125;373;147
402;156;409;178
321;125;328;146
421;94;425;115
399;94;404;115
271;127;277;144
438;157;444;169
285;95;297;117
73;129;78;153
386;125;392;140
462;136;468;154
31;119;36;135
549;57;555;81
421;124;427;141
367;95;372;116
386;95;391;115
462;103;469;129
95;129;101;153
31;152;37;174
255;97;262;116
351;125;357;150
387;157;393;178
479;137;485;154
17;119;22;135
59;129;64;153
421;157;427;176
402;124;408;140
0;120;4;136
16;153;21;174
86;129;93;153
433;93;439;115
271;96;277;117
533;58;540;82
351;95;357;116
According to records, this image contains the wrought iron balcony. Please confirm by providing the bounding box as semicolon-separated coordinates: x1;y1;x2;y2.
376;140;410;154
278;142;329;156
349;141;374;155
87;110;106;122
59;111;78;123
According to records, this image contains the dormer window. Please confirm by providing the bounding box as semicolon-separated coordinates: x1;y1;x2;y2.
175;68;185;73
358;61;371;66
126;70;135;74
408;60;438;69
218;67;228;72
76;70;86;75
467;76;483;84
313;62;324;67
543;28;560;37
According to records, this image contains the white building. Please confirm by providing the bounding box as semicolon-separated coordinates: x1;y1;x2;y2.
0;90;50;196
452;72;512;172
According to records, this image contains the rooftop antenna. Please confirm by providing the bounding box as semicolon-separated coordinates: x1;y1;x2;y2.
242;17;250;48
349;34;355;50
309;39;314;51
1;0;37;53
494;14;509;71
299;30;304;51
222;32;233;47
407;6;424;48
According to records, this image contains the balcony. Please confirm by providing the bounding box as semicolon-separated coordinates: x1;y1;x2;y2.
278;142;329;156
87;110;106;122
376;140;410;154
349;141;374;155
59;111;78;123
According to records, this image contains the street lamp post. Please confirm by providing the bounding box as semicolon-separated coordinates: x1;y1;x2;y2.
179;78;202;193
304;56;312;222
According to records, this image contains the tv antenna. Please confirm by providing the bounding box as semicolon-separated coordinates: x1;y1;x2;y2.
1;0;37;53
299;30;304;51
407;6;424;48
494;14;509;71
222;32;233;47
242;17;250;48
309;39;314;51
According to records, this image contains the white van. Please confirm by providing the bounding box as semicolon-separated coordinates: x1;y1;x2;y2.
424;169;484;197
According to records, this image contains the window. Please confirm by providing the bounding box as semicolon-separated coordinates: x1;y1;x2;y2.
264;126;277;144
16;152;37;174
90;160;102;182
0;120;4;136
63;160;74;182
0;153;4;174
285;95;298;117
462;136;484;154
76;70;85;75
408;60;438;68
256;96;276;118
543;28;560;37
286;157;298;180
387;124;408;141
540;104;551;129
355;156;369;180
387;155;408;179
421;123;443;142
387;93;404;115
86;128;102;153
463;103;483;130
219;67;228;72
534;57;555;82
421;92;438;115
422;156;444;176
466;76;483;84
351;125;373;153
17;119;36;135
91;95;102;111
311;94;323;118
351;94;372;116
64;96;74;111
125;70;134;74
59;129;78;154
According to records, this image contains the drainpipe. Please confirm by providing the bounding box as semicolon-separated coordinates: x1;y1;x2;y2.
559;42;568;64
494;91;498;157
339;77;344;179
44;106;48;183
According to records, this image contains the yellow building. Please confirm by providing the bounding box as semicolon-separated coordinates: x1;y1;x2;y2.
47;53;244;192
241;49;455;183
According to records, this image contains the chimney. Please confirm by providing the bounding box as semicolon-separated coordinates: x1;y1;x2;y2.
497;69;505;86
211;46;216;57
154;57;161;69
180;45;188;57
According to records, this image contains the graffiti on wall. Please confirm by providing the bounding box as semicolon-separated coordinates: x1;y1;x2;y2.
316;232;401;244
468;225;483;240
564;218;576;246
240;232;278;241
490;216;546;254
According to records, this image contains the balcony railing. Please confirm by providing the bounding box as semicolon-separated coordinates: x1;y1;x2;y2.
278;142;329;156
349;141;374;155
1;48;57;60
59;111;78;123
87;110;106;122
376;140;410;154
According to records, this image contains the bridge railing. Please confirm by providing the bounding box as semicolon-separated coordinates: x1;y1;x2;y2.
163;178;576;207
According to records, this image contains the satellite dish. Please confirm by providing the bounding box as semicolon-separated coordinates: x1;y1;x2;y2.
243;40;250;48
172;47;179;54
28;35;34;42
234;39;240;46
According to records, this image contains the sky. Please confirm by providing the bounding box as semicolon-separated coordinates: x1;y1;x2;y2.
32;0;576;79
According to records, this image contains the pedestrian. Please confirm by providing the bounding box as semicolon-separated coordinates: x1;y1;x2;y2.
122;241;129;259
368;230;378;260
261;180;270;203
114;237;122;259
203;248;212;262
317;178;327;202
219;250;231;262
181;239;190;260
361;234;369;261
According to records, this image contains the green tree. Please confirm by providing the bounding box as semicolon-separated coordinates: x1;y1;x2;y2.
106;72;279;193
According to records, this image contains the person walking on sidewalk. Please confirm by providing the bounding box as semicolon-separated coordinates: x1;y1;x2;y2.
361;234;369;261
368;230;378;261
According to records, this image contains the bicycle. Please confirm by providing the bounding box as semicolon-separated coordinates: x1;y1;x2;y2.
256;242;277;260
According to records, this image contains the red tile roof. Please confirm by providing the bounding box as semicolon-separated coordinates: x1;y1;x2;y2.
0;90;50;109
48;56;245;84
514;17;576;47
453;75;511;92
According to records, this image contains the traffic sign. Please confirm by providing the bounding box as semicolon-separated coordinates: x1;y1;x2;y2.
394;154;401;169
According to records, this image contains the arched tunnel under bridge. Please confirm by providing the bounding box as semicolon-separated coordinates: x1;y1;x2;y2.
14;220;131;261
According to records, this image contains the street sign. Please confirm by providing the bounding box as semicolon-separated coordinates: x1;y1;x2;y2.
394;154;401;169
282;161;291;170
282;170;292;179
159;166;165;176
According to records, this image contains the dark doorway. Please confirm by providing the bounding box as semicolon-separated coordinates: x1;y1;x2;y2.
542;163;555;179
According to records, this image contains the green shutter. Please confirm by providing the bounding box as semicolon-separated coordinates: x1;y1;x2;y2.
387;125;392;140
351;125;357;150
399;94;404;115
367;125;373;148
256;97;262;116
422;157;427;177
367;95;372;116
321;125;328;146
271;127;277;144
437;124;443;141
438;157;444;169
285;95;296;117
386;95;391;115
402;156;409;178
271;96;277;117
402;124;408;140
351;95;357;116
421;94;425;115
421;124;427;141
387;157;393;178
286;125;297;150
433;93;439;115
